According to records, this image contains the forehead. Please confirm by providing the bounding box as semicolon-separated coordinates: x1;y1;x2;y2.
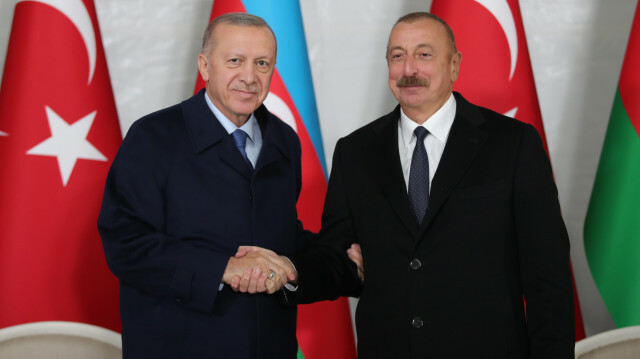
211;23;276;55
387;19;449;52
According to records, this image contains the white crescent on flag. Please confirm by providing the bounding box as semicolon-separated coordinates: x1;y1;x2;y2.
264;92;298;132
475;0;518;80
18;0;96;84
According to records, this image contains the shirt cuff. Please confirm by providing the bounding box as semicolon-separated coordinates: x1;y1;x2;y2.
283;256;298;292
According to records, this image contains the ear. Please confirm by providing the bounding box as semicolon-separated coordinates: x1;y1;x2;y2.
197;53;209;82
450;51;462;82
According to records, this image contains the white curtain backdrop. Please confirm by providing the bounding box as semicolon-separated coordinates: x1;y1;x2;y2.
1;0;635;337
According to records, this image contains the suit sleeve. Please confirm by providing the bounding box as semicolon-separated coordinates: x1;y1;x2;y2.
513;124;575;358
292;131;318;252
97;121;228;315
289;138;362;303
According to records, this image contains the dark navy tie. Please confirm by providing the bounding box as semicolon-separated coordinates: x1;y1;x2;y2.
408;126;429;223
231;129;253;170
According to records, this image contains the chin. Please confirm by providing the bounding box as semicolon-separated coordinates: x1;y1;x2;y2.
230;102;259;114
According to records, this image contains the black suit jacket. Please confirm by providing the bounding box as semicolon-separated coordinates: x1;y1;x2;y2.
291;92;575;358
98;90;312;358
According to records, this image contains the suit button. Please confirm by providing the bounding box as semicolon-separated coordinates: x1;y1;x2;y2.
175;297;182;303
411;317;424;328
409;258;421;270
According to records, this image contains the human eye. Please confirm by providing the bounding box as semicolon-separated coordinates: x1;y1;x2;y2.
256;59;271;72
227;58;242;67
389;52;405;62
418;50;433;61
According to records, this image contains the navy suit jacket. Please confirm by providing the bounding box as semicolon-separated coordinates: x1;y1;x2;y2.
98;90;312;358
291;93;575;358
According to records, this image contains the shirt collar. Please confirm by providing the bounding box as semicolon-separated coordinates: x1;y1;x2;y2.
399;93;457;147
204;91;258;142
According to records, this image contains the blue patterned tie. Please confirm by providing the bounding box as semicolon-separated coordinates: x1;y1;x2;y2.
408;126;429;223
231;129;253;170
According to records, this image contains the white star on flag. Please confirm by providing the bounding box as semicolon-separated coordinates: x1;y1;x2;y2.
0;131;7;136
27;106;107;186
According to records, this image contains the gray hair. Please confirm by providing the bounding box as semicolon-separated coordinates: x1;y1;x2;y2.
391;12;457;54
201;12;276;55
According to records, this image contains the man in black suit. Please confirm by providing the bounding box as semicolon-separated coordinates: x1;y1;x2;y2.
240;11;575;358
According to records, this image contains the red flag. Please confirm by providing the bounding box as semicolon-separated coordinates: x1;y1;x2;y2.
0;0;122;332
430;0;586;340
197;2;356;358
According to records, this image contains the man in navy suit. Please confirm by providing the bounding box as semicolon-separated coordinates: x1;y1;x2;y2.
240;12;575;358
99;13;312;358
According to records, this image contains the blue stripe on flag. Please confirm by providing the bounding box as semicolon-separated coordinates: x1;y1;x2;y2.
242;0;328;177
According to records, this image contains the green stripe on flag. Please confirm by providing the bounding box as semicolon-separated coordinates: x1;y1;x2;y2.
584;89;640;328
297;348;305;359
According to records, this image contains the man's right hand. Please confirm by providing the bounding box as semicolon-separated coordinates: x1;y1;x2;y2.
223;256;269;293
223;247;296;294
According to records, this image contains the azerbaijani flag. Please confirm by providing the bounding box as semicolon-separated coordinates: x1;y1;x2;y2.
194;1;356;358
584;2;640;328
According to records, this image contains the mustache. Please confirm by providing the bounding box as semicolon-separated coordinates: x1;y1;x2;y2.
231;84;258;93
396;76;429;87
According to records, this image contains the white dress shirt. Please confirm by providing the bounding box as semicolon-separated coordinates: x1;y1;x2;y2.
398;93;457;193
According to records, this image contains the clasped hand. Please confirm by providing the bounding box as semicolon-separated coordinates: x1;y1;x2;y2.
222;246;295;294
223;244;364;294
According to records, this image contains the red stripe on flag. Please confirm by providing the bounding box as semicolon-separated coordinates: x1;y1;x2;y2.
267;70;327;229
268;71;356;359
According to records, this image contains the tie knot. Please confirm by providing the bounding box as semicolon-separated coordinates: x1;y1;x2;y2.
414;126;428;141
232;129;249;149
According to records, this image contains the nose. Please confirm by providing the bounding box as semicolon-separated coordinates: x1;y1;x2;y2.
238;63;256;85
403;56;418;77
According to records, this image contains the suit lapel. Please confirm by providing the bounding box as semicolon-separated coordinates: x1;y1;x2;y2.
181;89;253;180
254;105;290;174
419;93;488;235
219;139;254;180
367;106;420;237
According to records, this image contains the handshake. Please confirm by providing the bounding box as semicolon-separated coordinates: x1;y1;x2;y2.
221;244;364;294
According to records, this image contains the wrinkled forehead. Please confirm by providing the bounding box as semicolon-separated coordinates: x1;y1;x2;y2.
209;23;277;55
214;23;275;42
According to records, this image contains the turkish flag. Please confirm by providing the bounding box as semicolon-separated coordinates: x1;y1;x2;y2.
0;0;121;332
430;0;586;340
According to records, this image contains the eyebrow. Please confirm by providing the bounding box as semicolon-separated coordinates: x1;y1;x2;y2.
223;52;274;60
388;45;405;53
388;43;434;53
